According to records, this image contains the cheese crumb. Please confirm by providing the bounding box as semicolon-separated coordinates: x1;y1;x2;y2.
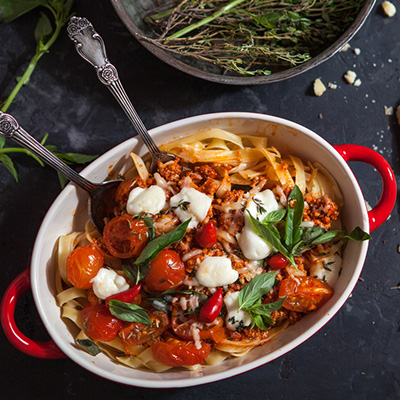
354;78;362;87
354;48;361;56
313;78;326;97
328;82;337;89
340;43;351;52
382;1;397;17
344;70;357;84
385;106;394;116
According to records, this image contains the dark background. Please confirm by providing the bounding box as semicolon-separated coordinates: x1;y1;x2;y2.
0;1;399;399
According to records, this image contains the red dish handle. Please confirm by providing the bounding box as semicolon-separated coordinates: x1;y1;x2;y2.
0;268;65;359
334;144;397;233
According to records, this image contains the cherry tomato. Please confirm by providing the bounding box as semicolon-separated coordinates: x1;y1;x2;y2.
119;310;169;348
151;338;211;367
195;221;217;248
279;276;333;313
267;253;289;270
171;300;223;341
66;244;104;289
144;249;185;292
105;283;142;308
81;303;123;342
199;288;223;323
103;214;148;259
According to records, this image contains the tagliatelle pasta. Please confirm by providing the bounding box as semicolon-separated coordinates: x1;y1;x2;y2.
55;128;363;372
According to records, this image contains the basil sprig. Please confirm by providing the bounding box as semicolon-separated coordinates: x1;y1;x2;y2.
248;185;371;267
108;300;152;325
134;218;191;266
238;272;285;330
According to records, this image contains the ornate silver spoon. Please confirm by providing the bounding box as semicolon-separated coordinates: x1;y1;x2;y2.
0;111;120;232
67;16;175;173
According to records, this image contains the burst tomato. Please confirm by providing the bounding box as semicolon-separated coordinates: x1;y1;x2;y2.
279;276;333;312
103;214;148;258
144;249;185;292
66;244;104;289
119;310;169;348
267;253;289;270
195;221;217;248
81;303;123;342
151;338;211;367
115;178;137;206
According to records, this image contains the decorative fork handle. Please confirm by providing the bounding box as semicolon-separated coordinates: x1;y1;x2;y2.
0;112;96;192
67;17;161;157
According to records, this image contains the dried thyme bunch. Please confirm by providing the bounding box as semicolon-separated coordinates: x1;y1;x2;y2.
143;0;367;76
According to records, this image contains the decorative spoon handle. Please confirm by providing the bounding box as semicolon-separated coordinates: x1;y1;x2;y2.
67;17;164;160
0;112;96;192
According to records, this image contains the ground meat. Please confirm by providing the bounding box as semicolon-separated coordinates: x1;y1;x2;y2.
194;164;218;179
303;193;339;229
157;158;182;182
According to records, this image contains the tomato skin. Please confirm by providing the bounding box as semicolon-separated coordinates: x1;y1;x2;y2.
119;311;169;348
199;288;223;323
151;338;211;367
279;276;333;312
81;303;123;342
267;253;289;270
105;283;142;307
66;244;104;289
144;249;186;292
115;178;137;206
195;221;217;248
103;214;148;259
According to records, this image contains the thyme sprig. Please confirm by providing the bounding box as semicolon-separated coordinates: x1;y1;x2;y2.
144;0;367;76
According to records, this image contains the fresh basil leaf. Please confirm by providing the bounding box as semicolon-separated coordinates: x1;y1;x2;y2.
311;230;344;245
262;209;287;224
0;153;18;181
250;297;286;315
292;226;327;255
344;226;371;242
123;260;150;284
108;300;151;325
247;211;294;263
35;11;53;44
0;136;5;149
135;218;191;266
238;272;277;310
0;0;49;23
77;338;101;356
285;185;304;251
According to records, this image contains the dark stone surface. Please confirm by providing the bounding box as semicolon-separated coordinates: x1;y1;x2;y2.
0;1;399;399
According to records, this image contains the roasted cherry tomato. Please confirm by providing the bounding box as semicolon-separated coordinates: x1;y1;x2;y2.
171;300;223;341
267;253;289;270
279;276;333;312
144;249;185;292
151;338;211;367
66;244;104;289
103;214;148;259
81;303;123;342
199;288;223;323
119;311;169;349
195;221;217;248
105;283;142;308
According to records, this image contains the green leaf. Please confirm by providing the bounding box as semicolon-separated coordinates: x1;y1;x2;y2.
0;153;18;181
247;211;293;263
311;230;344;245
250;297;286;315
54;152;98;165
344;226;371;242
135;218;191;266
0;136;5;148
262;209;287;224
76;338;101;356
292;226;327;255
238;272;277;310
108;300;151;325
35;11;53;44
57;171;68;188
0;0;49;23
285;185;304;251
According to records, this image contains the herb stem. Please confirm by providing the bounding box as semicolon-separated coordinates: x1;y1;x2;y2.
0;147;44;166
167;0;247;40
